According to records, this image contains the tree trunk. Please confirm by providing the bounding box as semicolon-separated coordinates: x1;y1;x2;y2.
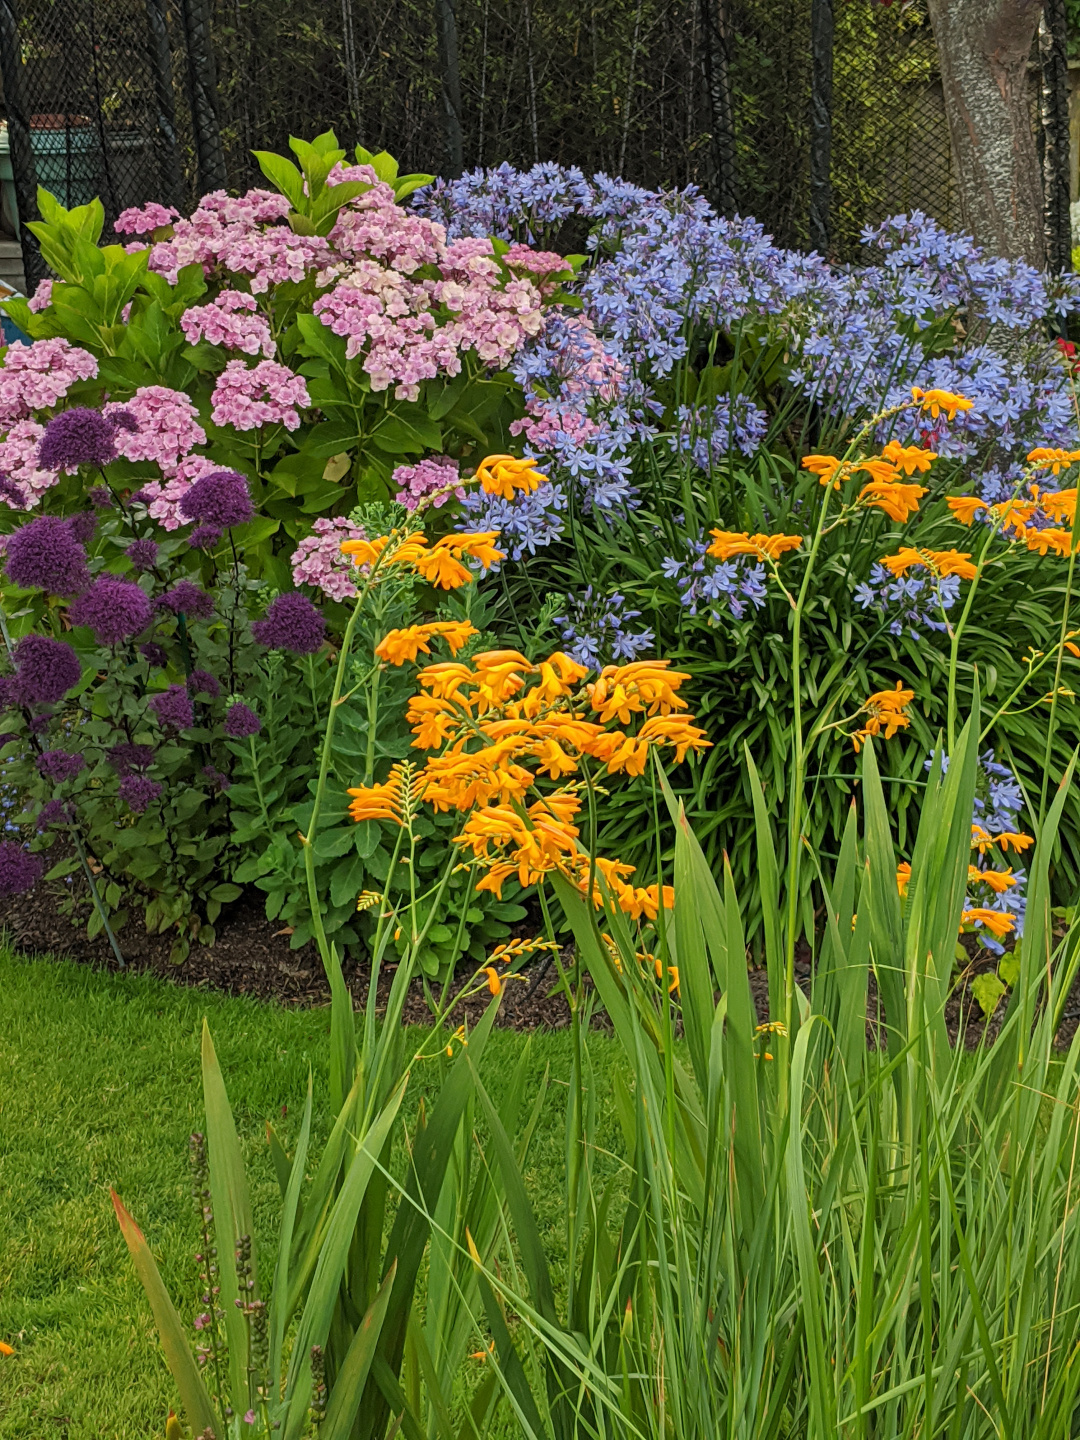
925;0;1044;267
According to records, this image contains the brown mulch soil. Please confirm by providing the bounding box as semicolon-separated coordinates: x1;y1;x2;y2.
5;864;1080;1047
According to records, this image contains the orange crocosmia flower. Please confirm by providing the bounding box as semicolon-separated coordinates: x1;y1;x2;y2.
340;532;429;569
852;682;914;752
589;661;690;723
453;532;506;569
531;736;581;779
375;621;478;666
617;882;675;921
474;861;517;899
407;694;460;750
636;714;712;763
482;965;503;995
1066;641;1080;658
529;789;582;825
801;454;846;486
475;454;549;500
1038;489;1077;524
968;865;1016;894
535;651;589;700
347;766;406;824
946;496;987;525
995;831;1034;855
960;908;1016;940
896;861;912;897
586;729;650;776
707;529;803;562
911;387;973;420
853;457;901;485
412;547;473;590
1027;446;1080;474
1025;527;1074;558
881;440;937;475
858;481;927;523
880;547;977;581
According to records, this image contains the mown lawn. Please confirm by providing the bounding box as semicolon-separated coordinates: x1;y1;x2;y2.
0;948;624;1440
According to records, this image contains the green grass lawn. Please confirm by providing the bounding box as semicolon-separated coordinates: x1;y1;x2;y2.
0;948;624;1440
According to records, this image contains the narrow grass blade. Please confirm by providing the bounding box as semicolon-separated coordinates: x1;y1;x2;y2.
270;1073;313;1383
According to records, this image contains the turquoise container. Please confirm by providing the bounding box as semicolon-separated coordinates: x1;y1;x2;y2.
28;118;99;210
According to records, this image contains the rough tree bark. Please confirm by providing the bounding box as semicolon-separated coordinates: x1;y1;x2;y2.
925;0;1044;266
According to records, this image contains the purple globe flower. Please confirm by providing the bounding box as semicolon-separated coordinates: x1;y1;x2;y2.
0;840;43;896
0;676;13;711
139;641;169;668
70;577;153;645
68;510;96;545
107;742;154;776
5;515;89;596
11;634;81;705
187;669;220;699
38;407;119;471
251;592;325;655
36;748;85;783
223;702;261;738
0;474;26;510
119;774;163;814
28;711;54;734
109;408;138;434
189;525;223;551
202;764;231;792
149;683;194;730
89;486;114;509
158;581;214;620
36;798;71;830
126;538;159;572
178;470;254;529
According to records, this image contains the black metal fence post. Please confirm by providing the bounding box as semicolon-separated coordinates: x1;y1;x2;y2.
144;0;184;211
1040;0;1072;274
179;0;226;194
809;0;833;255
702;0;737;217
435;0;464;178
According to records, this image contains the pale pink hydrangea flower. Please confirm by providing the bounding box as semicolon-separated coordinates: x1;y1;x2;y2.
393;456;463;511
136;453;218;531
144;189;331;289
211;360;309;431
0;339;98;423
0;419;60;506
114;201;180;235
502;244;569;277
290;515;367;601
26;279;53;313
180;290;275;357
105;386;207;468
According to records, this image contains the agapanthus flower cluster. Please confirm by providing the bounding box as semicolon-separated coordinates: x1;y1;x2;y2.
674;395;768;470
0;339;98;424
855;561;960;637
210;360;309;431
662;534;768;621
179;290;275;357
289;516;367;601
347;647;709;917
553;586;654;666
393;456;463;511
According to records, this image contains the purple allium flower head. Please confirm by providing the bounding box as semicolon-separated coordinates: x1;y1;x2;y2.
11;634;81;705
89;486;113;509
67;510;96;546
0;840;42;896
28;710;53;734
38;407;118;471
178;469;254;529
36;798;71;829
107;742;154;776
158;580;214;620
139;641;168;668
129;488;153;507
202;764;231;792
70;576;153;644
109;407;138;434
189;524;222;551
119;774;162;813
126;538;158;571
0;474;26;509
35;748;85;783
149;683;194;730
224;701;261;738
187;668;220;699
0;675;13;711
4;514;89;596
251;591;325;655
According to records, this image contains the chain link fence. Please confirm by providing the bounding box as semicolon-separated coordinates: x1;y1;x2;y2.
0;0;1067;289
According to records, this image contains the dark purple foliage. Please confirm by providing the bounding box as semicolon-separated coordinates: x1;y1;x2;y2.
178;469;254;529
11;635;81;705
35;749;85;782
70;576;153;645
38;407;118;471
4;515;89;596
107;742;154;776
119;774;163;813
158;581;214;620
0;840;43;896
223;702;261;738
149;684;194;730
126;538;159;572
187;669;220;699
251;592;325;655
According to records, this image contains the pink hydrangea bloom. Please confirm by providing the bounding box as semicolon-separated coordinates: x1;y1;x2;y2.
114;201;180;235
144;188;331;289
136;453;218;531
502;244;570;290
211;360;309;431
0;339;98;424
290;515;367;601
26;279;53;313
393;455;463;511
180;290;275;357
0;420;60;506
105;386;207;469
